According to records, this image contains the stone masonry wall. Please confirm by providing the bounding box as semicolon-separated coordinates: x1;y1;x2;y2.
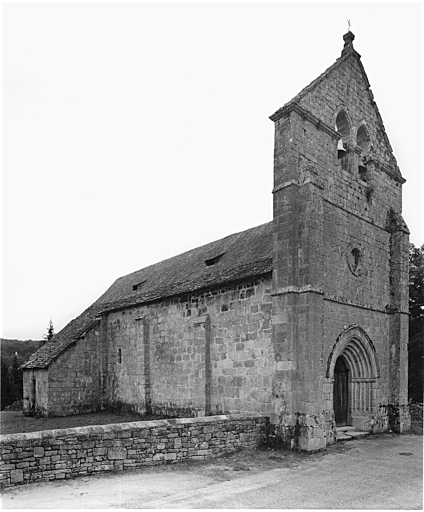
23;370;49;416
322;303;389;400
23;328;102;417
106;277;274;418
47;327;102;417
0;414;267;488
297;56;399;174
321;302;391;433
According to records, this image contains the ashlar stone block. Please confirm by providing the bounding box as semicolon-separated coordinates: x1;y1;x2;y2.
107;448;127;460
10;469;24;483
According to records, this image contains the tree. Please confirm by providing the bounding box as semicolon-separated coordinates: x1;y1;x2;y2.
408;243;424;402
40;319;55;347
1;357;11;409
0;353;23;410
0;340;39;410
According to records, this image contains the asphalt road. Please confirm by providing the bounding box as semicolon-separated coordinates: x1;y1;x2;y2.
1;433;422;509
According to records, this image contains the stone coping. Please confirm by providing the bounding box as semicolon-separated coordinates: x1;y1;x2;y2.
0;413;267;443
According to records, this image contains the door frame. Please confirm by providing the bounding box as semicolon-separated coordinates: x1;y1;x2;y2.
334;356;349;427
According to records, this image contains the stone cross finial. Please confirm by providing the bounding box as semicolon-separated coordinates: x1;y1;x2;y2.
348;19;351;32
342;30;355;56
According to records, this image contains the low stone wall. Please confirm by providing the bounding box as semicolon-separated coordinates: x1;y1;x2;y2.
0;414;267;488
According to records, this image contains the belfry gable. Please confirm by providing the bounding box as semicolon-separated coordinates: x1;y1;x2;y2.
270;31;402;178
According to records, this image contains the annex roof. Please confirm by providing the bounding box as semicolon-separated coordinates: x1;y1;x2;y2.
21;221;273;369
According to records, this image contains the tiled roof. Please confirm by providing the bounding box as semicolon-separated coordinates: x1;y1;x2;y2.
21;221;273;369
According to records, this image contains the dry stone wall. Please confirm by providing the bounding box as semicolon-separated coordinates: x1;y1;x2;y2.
0;414;267;488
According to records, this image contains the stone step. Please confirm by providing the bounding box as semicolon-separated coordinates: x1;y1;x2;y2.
336;432;352;441
345;430;369;439
336;426;355;432
336;428;370;441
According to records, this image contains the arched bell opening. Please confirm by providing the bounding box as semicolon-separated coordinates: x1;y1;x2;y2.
335;110;352;171
356;125;372;181
328;327;380;431
335;111;350;140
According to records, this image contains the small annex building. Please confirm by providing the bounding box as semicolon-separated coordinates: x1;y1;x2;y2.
21;32;410;451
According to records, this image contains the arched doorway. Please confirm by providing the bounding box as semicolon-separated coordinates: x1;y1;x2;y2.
334;356;349;426
327;326;380;430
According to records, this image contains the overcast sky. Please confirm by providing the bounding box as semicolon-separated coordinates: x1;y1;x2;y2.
2;2;422;341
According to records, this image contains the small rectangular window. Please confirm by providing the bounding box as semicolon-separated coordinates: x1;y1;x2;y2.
118;349;122;364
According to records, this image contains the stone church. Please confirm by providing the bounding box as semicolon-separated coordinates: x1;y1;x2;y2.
21;32;410;451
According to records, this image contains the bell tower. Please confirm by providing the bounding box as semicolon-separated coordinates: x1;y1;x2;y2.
269;32;410;451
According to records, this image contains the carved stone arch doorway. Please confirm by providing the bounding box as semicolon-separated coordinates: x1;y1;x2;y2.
327;326;380;430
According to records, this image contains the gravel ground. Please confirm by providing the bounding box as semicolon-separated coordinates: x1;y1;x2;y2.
1;433;422;509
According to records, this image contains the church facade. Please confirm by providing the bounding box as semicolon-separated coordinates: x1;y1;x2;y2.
21;32;410;451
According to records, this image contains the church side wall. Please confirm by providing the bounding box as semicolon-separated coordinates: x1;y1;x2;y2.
209;279;274;415
105;276;274;418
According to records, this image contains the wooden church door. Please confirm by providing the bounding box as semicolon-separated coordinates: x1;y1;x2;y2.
334;357;349;426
